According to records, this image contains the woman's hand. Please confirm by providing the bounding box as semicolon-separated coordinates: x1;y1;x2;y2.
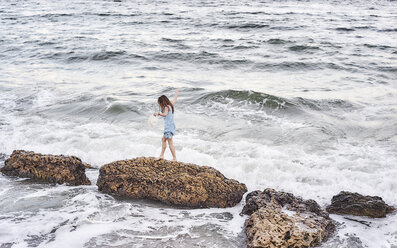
153;112;158;117
172;89;179;105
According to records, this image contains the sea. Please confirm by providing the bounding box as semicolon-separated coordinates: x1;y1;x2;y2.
0;0;396;247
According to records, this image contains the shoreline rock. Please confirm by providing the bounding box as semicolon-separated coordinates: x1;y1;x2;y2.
242;188;335;248
96;157;247;208
0;150;91;186
326;191;395;218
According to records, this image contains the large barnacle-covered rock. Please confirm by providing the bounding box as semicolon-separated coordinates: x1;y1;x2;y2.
1;150;91;186
242;188;335;248
96;157;247;208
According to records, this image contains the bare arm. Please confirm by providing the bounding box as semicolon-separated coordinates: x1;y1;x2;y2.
171;89;179;105
154;106;169;117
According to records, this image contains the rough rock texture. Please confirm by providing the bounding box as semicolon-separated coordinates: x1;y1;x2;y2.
96;157;247;208
82;162;92;169
242;188;335;248
326;191;395;218
1;150;91;186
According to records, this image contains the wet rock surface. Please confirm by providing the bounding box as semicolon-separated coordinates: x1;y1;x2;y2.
326;191;395;218
242;188;335;248
0;150;91;186
96;157;247;208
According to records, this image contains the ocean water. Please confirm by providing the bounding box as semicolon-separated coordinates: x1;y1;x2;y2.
0;0;396;247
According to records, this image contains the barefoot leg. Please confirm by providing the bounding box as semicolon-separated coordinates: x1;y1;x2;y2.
167;138;176;161
159;136;166;159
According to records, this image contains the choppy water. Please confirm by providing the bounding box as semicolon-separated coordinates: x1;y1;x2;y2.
1;0;397;247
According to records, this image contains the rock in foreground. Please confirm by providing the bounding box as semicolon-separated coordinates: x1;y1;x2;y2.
242;188;335;248
326;191;395;218
1;150;91;186
97;157;247;208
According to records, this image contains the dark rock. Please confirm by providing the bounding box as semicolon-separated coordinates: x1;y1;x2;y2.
96;157;247;208
242;188;335;248
0;150;91;186
82;162;92;169
326;191;395;218
242;188;328;219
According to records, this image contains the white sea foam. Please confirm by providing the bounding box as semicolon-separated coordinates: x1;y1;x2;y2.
1;96;396;247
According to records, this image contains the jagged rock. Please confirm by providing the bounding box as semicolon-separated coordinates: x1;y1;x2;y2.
82;162;92;169
0;150;91;186
242;188;335;248
96;157;247;208
326;191;395;218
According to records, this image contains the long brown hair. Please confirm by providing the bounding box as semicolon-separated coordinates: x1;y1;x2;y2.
158;95;174;113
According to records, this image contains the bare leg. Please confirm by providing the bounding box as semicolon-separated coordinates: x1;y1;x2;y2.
167;138;176;161
159;136;166;159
